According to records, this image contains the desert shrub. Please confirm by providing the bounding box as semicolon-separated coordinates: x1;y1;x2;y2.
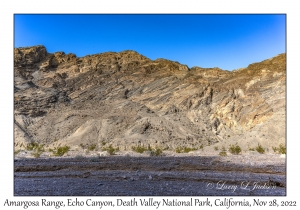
175;147;182;153
31;149;45;158
175;147;197;153
184;147;197;153
26;142;44;158
132;145;163;156
199;144;204;151
51;146;70;157
214;146;219;151
228;143;241;155
14;149;21;155
273;144;286;154
248;147;255;151
26;142;39;151
219;146;227;156
102;145;119;155
219;151;227;156
255;143;265;154
88;144;97;151
132;145;148;153
278;144;286;154
152;148;163;156
31;150;43;158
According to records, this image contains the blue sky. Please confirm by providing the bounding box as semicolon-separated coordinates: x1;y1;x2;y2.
14;14;286;71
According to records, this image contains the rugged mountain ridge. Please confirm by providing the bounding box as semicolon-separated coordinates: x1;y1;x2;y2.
14;45;286;152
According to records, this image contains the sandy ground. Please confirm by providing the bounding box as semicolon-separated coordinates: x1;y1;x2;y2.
14;151;286;196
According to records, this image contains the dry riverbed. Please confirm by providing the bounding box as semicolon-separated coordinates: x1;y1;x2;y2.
14;151;286;196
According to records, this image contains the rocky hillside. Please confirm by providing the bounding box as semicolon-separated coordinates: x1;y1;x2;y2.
14;45;286;152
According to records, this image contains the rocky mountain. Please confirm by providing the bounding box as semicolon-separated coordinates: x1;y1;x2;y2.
14;45;286;152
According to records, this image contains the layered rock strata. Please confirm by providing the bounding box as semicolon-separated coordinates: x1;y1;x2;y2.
14;45;286;151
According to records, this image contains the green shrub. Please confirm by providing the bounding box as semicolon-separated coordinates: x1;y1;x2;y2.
31;150;43;158
26;142;39;151
102;144;119;155
219;151;227;156
14;149;21;155
228;143;241;155
219;146;227;156
26;142;45;158
36;145;44;152
199;144;204;151
255;143;265;154
175;147;182;153
278;144;286;154
184;147;197;153
132;145;148;153
51;146;70;156
175;147;197;153
88;144;96;151
152;148;163;156
132;145;163;156
273;144;286;154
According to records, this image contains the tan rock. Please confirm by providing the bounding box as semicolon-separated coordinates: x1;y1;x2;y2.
14;46;286;152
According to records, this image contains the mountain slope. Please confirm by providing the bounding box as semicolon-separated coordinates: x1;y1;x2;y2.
14;46;286;152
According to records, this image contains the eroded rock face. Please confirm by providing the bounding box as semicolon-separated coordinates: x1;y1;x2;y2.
14;45;286;151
